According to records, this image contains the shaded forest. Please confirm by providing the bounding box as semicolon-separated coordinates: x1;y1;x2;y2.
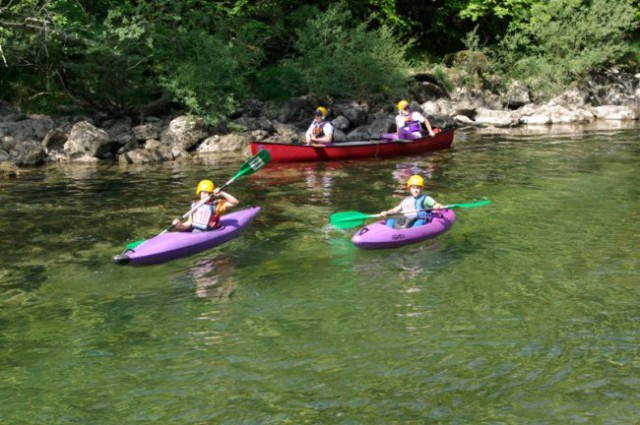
1;0;638;122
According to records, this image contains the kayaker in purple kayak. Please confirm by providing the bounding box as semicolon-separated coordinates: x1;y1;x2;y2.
304;106;334;146
395;100;435;139
379;174;444;229
172;179;239;232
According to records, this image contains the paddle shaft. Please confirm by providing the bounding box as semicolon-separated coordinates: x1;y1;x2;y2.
372;200;492;220
345;206;456;222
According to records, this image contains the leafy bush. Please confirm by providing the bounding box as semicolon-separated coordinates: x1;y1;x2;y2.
283;2;411;100
154;27;245;123
492;0;640;98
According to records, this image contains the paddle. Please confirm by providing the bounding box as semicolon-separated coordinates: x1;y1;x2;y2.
123;150;271;250
330;199;492;229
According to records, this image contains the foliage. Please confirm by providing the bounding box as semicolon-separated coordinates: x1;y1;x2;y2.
490;0;640;98
430;65;455;93
457;0;534;22
0;0;639;119
283;3;411;101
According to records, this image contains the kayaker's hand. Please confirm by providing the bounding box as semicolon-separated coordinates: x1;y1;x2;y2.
380;211;388;217
172;219;182;227
213;188;221;196
428;130;435;137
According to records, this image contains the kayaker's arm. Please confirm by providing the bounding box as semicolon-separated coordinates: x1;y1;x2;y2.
172;216;193;231
311;133;333;145
422;120;435;137
214;188;239;208
380;204;402;218
414;112;435;137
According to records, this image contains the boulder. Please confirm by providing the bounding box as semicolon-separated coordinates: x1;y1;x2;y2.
132;120;163;141
475;108;521;127
502;80;531;110
232;116;275;133
0;115;55;143
10;141;48;166
521;104;595;125
331;115;351;132
336;102;369;127
198;133;250;153
592;105;638;120
409;77;448;103
160;115;209;150
105;117;135;147
119;149;165;165
278;96;320;125
63;121;116;159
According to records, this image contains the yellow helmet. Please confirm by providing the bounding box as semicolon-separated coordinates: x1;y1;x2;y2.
397;100;409;111
196;179;215;195
315;106;328;117
406;175;424;189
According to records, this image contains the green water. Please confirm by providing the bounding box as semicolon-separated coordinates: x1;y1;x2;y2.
1;126;639;424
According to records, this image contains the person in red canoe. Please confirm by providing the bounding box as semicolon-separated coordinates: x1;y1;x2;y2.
395;100;435;139
172;180;239;232
304;106;334;146
379;174;444;229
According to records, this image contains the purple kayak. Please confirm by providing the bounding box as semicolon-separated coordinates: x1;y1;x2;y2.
351;209;455;250
113;206;261;265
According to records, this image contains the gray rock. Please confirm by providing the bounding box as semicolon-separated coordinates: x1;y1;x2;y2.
160;115;209;150
337;102;368;127
0;115;55;143
133;122;163;141
198;133;250;153
593;105;638;120
63;121;116;159
10;141;48;166
331;115;351;132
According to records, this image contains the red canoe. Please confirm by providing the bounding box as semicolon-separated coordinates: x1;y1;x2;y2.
249;128;454;162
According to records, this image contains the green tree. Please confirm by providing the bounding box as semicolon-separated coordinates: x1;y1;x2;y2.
492;0;640;97
0;0;261;120
283;2;411;101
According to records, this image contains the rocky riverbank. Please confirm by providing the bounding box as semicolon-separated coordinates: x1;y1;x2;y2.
1;70;638;173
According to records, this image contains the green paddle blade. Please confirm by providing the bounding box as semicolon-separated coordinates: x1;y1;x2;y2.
235;150;271;179
125;239;146;250
330;210;380;229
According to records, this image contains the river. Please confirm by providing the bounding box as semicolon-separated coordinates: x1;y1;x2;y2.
1;122;639;423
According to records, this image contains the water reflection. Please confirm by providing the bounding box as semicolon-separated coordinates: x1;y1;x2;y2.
188;255;237;299
391;159;442;192
257;161;350;204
